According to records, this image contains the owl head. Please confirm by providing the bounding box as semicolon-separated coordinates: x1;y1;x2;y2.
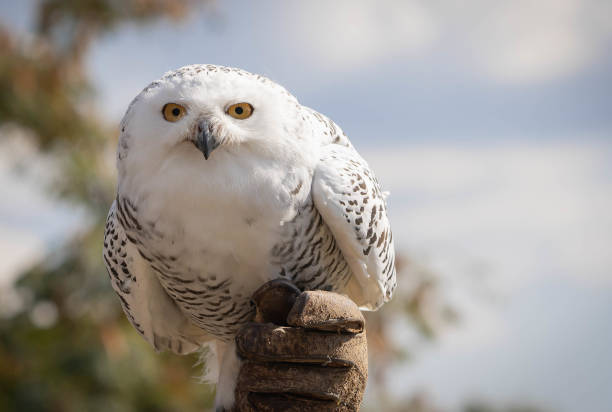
117;65;313;179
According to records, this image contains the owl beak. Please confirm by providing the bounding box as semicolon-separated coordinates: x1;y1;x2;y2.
195;119;219;160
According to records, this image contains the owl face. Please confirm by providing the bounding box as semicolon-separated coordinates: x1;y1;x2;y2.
118;65;306;170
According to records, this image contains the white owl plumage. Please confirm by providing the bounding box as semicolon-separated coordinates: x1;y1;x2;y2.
103;64;396;408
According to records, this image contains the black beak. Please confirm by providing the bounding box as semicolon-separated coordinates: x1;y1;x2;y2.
195;119;219;160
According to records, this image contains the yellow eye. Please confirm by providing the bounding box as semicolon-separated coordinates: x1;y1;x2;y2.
226;102;253;119
162;103;187;122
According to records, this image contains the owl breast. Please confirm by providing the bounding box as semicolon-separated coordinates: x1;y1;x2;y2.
117;152;351;340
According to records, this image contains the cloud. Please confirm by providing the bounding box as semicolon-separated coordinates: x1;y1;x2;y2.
364;139;612;410
284;0;612;82
364;139;612;289
285;0;438;70
461;0;612;83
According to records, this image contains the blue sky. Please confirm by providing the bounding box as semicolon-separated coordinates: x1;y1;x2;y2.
367;141;612;410
6;0;611;142
91;1;612;143
2;1;612;410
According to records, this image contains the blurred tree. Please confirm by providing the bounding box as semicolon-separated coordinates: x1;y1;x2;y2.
0;1;462;411
0;1;217;411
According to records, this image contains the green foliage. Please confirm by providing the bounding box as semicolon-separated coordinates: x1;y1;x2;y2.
0;28;94;148
0;298;214;412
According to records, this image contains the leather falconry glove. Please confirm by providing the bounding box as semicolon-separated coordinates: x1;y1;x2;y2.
232;279;368;411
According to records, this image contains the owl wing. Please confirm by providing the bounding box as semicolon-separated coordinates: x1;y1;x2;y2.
312;143;397;310
103;201;209;354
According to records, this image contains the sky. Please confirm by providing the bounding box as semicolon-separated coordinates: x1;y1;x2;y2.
95;1;612;143
369;141;612;411
1;1;612;411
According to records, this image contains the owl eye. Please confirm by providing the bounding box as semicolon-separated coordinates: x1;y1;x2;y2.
226;102;253;119
162;103;187;122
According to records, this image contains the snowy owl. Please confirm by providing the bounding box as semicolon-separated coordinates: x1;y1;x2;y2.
103;64;396;408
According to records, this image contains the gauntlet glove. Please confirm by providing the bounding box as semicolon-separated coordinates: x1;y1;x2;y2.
232;279;368;411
